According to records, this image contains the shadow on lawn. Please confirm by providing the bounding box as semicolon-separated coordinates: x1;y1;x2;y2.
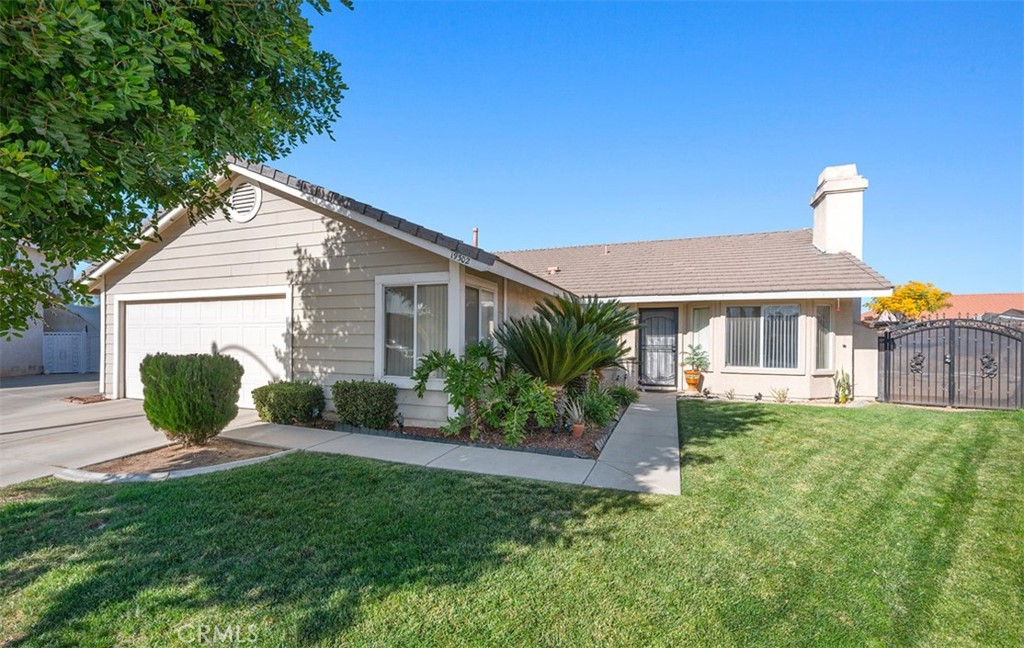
677;400;775;467
1;453;656;644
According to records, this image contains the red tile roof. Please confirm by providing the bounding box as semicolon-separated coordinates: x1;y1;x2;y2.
930;293;1024;318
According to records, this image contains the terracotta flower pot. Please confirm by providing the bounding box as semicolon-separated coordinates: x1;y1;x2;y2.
684;370;702;393
571;423;585;438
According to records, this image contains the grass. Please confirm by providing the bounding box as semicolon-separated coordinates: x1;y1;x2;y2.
2;401;1021;647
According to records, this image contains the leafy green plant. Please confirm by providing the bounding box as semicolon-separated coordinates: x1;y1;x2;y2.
252;381;325;426
331;380;397;430
682;344;711;372
412;341;501;436
724;388;736;400
139;353;244;446
483;370;558;446
833;368;853;404
580;386;619;428
770;387;789;403
494;317;622;389
608;385;640;408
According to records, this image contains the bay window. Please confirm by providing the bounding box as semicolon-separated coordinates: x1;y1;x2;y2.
725;305;800;369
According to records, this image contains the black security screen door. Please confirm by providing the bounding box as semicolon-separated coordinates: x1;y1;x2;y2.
639;309;678;388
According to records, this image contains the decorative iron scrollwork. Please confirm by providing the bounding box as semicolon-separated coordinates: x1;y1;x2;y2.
980;353;998;378
910;352;925;374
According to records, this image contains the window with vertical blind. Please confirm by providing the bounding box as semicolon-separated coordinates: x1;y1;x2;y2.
382;283;448;377
725;305;800;369
815;305;832;370
691;307;712;367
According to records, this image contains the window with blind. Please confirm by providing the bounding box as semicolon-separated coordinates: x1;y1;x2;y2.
725;305;799;369
815;305;832;370
383;283;448;377
691;307;712;367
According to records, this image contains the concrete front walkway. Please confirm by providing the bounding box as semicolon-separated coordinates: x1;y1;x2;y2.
224;391;681;495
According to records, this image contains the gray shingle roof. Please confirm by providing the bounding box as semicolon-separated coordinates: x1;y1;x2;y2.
228;156;497;265
496;229;892;298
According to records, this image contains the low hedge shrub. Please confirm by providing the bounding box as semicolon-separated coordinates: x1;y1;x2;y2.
331;380;398;430
139;353;244;446
252;381;325;425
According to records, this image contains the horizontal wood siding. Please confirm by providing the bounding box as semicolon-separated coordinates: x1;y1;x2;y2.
103;183;450;424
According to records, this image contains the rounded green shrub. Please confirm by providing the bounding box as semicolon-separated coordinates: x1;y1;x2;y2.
252;380;325;425
331;380;398;430
139;353;244;446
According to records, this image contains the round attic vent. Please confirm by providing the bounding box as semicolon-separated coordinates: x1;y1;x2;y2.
226;181;262;223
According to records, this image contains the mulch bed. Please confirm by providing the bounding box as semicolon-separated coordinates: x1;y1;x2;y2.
83;438;279;474
339;418;621;460
63;395;109;404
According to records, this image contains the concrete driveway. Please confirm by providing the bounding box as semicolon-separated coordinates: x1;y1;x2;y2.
0;374;258;487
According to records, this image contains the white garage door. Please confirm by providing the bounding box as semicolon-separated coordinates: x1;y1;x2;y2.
123;297;287;409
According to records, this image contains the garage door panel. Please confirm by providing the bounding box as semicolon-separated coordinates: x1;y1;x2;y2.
123;297;287;409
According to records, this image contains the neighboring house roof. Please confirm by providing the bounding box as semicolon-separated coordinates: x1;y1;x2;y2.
930;293;1024;319
497;230;892;300
863;293;1024;322
85;158;567;295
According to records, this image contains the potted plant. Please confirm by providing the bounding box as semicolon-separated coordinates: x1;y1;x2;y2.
565;399;585;438
681;344;710;393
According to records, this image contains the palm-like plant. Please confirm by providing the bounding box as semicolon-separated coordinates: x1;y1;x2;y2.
534;294;638;340
494;316;621;389
532;293;637;392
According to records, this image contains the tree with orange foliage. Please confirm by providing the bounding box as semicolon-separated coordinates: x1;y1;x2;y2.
868;281;953;321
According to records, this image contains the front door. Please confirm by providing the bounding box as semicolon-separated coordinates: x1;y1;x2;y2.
639;309;678;389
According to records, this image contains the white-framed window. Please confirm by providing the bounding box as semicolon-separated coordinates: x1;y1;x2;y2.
815;304;833;371
465;284;497;345
725;304;800;369
691;306;712;369
376;273;449;379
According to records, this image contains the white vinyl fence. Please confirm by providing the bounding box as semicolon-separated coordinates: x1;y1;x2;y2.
43;331;96;374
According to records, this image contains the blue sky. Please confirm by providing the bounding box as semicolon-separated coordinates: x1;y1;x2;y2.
277;1;1024;294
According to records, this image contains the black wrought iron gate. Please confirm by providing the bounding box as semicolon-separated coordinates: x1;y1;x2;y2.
878;319;1023;410
639;309;678;389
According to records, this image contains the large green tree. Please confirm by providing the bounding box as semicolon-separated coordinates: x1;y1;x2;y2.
0;0;350;335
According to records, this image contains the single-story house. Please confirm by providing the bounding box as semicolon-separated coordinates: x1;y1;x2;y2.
498;164;892;401
85;158;563;423
86;161;892;423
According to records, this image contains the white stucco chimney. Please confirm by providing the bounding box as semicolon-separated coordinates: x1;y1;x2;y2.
809;163;868;259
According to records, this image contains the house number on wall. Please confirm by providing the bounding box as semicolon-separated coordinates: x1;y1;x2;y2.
450;251;472;265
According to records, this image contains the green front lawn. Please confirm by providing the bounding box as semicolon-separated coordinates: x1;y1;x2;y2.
2;402;1021;646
